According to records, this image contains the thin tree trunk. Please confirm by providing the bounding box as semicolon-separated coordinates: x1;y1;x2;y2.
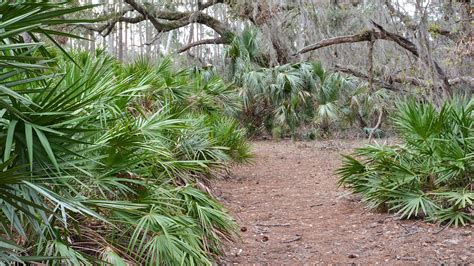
146;21;152;55
90;31;95;53
164;31;173;54
139;23;144;56
118;22;123;60
124;23;128;60
368;31;375;91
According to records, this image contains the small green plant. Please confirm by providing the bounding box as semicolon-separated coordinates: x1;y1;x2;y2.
272;126;283;140
306;129;319;140
338;98;473;226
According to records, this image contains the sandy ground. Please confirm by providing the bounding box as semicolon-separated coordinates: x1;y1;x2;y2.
213;140;473;265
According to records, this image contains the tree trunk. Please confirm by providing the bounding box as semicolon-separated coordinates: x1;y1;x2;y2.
146;21;152;55
118;22;123;61
124;22;128;60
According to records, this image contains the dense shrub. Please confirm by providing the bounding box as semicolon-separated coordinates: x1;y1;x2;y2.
227;29;397;139
338;98;473;226
0;2;250;264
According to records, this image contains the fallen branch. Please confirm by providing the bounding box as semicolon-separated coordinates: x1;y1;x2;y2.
433;223;450;235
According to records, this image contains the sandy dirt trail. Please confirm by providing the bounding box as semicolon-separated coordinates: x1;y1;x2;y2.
213;140;473;264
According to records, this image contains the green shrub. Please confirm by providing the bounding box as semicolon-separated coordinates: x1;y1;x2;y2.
338;98;473;226
272;126;283;140
0;2;250;263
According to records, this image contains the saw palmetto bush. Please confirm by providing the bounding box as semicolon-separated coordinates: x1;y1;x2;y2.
0;1;250;264
236;59;355;137
226;29;397;139
338;98;473;226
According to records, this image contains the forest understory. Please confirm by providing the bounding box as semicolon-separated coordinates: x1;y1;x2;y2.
214;140;473;264
1;1;472;264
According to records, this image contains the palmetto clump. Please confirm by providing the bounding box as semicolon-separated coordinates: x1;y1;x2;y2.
0;2;250;264
338;98;473;226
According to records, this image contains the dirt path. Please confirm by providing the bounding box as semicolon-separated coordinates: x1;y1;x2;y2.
213;140;473;264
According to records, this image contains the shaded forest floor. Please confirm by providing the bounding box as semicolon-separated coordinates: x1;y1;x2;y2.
213;140;473;264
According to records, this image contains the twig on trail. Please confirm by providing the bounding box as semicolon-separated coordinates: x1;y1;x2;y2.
433;223;449;235
398;222;411;233
254;228;269;234
281;235;302;243
396;256;417;261
406;231;419;236
287;217;314;221
398;223;419;236
256;223;290;227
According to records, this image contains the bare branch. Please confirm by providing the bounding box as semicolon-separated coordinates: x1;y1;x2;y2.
295;30;379;55
123;0;165;30
178;38;225;53
295;22;418;57
83;8;142;37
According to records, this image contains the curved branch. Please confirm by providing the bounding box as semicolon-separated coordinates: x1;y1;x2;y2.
124;0;233;38
178;38;225;53
83;8;142;37
296;22;419;57
370;21;418;56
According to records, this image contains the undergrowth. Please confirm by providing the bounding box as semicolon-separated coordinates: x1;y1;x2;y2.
338;98;473;226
